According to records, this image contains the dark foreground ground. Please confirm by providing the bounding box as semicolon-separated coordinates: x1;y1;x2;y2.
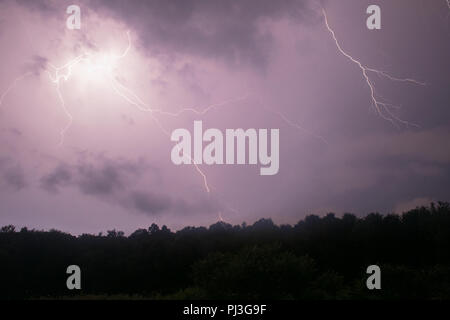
1;202;450;300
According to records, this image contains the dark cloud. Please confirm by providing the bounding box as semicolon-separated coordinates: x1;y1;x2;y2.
40;164;72;193
3;166;27;190
38;156;220;216
123;191;222;217
0;158;27;191
16;0;319;68
127;191;171;215
89;0;319;67
1;128;23;137
23;55;48;76
9;128;23;136
39;156;147;196
77;162;129;196
15;0;60;14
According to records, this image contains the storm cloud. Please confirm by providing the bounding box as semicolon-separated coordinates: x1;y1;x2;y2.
0;158;27;191
1;0;449;234
17;0;321;68
39;156;221;216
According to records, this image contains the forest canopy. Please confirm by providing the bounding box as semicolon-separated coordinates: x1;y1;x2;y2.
1;202;450;300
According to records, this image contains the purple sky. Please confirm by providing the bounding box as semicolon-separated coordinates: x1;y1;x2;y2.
1;0;449;235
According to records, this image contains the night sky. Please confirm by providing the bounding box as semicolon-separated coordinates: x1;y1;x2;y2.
0;0;449;234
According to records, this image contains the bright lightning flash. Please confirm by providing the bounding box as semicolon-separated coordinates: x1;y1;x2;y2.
1;31;213;193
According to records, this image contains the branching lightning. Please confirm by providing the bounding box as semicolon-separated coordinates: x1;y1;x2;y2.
322;9;425;127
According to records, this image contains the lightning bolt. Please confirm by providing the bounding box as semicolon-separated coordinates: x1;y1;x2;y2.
264;105;329;145
46;52;96;145
151;94;251;117
0;72;32;110
144;111;212;193
322;9;425;127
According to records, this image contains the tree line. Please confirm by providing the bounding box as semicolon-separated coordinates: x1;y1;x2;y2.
1;202;450;299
